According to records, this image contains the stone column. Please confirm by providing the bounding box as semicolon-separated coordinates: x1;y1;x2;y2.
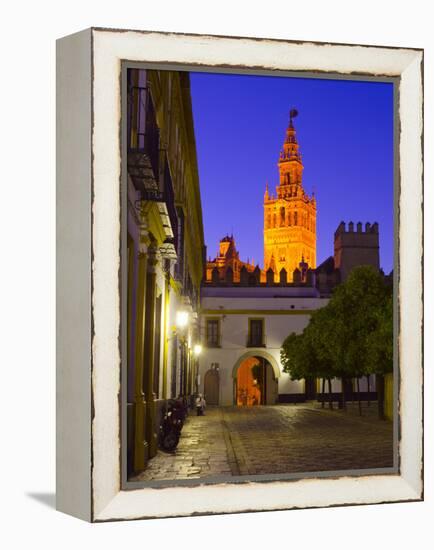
187;348;192;396
178;332;185;397
161;271;170;399
143;243;158;458
133;249;148;472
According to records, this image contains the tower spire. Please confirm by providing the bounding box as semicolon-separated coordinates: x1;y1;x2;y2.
280;107;301;163
264;109;317;282
264;181;269;200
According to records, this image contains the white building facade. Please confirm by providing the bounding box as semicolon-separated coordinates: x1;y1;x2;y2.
198;285;333;406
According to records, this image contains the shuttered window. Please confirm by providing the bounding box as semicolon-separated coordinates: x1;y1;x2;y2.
206;319;220;347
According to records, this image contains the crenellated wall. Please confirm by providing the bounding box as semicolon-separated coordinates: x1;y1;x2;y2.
204;264;317;288
334;221;380;281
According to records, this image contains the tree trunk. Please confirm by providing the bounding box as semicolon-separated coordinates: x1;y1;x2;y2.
328;378;333;410
357;377;362;416
341;377;347;411
321;378;325;408
367;375;371;406
377;374;385;420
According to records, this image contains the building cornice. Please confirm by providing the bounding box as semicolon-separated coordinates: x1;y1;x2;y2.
201;309;316;315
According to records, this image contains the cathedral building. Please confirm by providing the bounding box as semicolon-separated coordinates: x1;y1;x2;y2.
264;110;317;281
206;112;317;284
205;234;255;283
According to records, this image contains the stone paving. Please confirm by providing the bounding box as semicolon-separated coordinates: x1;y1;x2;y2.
130;407;235;481
130;403;394;482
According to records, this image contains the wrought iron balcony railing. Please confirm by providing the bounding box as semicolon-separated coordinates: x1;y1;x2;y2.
127;85;160;196
246;337;266;348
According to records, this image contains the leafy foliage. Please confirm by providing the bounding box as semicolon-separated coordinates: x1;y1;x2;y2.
365;292;393;375
281;266;393;382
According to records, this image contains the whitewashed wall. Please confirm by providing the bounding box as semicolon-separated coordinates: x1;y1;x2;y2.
199;292;375;404
199;294;326;404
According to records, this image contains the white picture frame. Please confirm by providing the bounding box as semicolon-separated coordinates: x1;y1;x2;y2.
56;27;423;522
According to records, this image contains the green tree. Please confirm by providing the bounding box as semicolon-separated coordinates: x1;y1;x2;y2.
305;304;341;407
281;266;393;416
365;292;393;418
281;311;337;407
329;266;390;413
280;332;307;381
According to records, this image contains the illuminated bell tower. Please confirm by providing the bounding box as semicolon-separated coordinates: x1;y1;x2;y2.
263;109;316;281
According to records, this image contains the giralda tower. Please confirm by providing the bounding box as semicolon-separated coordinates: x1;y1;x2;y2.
263;110;316;281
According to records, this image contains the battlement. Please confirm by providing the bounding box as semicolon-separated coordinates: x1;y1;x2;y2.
204;265;316;288
334;221;380;281
334;221;379;238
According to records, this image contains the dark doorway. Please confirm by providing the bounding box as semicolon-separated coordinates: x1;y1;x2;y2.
204;369;219;405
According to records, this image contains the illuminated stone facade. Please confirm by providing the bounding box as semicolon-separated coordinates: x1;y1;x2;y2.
206;234;255;283
264;112;316;281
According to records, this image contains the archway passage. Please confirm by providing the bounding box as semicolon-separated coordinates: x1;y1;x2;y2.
204;369;220;405
236;356;277;406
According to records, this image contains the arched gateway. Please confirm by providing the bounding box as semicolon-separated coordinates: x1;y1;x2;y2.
232;351;280;406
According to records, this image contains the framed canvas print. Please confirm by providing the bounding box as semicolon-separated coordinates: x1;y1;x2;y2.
56;28;423;522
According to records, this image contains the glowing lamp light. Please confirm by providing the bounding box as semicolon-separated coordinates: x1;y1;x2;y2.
193;344;202;356
176;310;189;329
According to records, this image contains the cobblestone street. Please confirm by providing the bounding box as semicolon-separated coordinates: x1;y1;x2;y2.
130;404;394;482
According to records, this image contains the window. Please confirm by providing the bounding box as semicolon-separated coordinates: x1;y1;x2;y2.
248;319;265;347
206;319;220;347
127;70;159;180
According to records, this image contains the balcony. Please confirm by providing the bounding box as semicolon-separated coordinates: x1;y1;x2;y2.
246;337;266;348
205;339;221;349
127;85;160;197
182;272;199;312
205;326;221;348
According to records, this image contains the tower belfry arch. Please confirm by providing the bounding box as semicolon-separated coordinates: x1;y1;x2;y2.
263;110;317;281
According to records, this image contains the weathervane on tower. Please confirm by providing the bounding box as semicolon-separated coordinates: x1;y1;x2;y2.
289;108;298;123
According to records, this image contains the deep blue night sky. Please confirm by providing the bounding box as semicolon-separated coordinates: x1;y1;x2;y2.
190;72;394;274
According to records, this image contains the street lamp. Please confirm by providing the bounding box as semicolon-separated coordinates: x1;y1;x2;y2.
193;344;202;356
176;310;189;329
